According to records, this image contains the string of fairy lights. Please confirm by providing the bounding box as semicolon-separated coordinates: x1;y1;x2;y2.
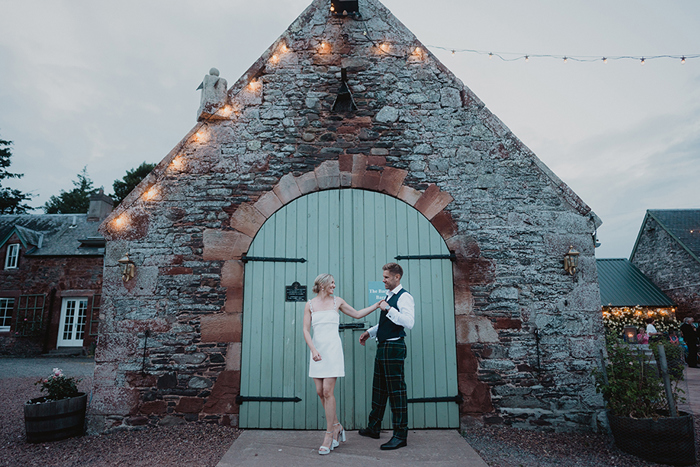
343;9;700;66
427;46;700;65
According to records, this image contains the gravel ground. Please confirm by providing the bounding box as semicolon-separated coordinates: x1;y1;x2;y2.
1;376;240;467
463;419;700;467
2;361;697;466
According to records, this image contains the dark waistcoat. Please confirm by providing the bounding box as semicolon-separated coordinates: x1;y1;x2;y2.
376;288;408;343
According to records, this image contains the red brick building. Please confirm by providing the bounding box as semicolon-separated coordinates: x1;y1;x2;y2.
0;191;111;355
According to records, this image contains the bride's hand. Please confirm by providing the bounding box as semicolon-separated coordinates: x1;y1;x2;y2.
312;350;322;361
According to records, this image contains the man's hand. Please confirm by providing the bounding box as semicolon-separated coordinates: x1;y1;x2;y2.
359;331;369;346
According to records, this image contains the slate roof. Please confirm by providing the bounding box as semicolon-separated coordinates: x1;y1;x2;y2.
639;209;700;263
0;214;105;256
597;258;675;307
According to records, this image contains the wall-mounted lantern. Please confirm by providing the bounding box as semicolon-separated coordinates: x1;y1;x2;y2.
564;246;580;275
118;253;136;282
623;326;638;344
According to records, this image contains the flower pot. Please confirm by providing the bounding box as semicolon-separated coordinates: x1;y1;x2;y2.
607;410;696;466
24;393;87;443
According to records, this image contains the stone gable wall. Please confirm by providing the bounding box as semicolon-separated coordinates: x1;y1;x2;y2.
631;217;700;319
93;0;603;433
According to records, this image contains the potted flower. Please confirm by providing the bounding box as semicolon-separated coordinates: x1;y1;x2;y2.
24;368;87;443
595;336;696;466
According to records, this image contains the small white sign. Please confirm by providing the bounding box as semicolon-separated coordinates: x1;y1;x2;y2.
368;281;387;306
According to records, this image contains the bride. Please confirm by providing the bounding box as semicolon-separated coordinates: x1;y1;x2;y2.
302;273;380;455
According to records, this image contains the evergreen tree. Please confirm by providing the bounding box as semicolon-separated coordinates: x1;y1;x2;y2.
112;162;156;206
0;133;33;214
43;167;95;214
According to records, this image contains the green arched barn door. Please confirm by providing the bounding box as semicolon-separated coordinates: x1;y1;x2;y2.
239;189;458;429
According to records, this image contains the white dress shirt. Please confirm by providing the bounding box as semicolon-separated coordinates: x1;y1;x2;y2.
367;284;415;340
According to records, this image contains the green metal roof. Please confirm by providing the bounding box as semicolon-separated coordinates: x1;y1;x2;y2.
597;258;675;307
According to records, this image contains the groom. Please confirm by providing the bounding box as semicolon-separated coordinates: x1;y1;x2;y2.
358;262;415;450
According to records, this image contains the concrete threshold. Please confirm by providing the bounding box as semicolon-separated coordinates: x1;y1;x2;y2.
216;429;488;467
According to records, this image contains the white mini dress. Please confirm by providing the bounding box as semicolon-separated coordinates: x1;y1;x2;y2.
308;297;345;378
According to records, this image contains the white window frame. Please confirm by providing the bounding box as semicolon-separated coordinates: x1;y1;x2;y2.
0;298;14;332
57;297;88;347
4;244;19;269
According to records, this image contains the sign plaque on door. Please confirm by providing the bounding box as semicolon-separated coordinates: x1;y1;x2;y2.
285;282;307;302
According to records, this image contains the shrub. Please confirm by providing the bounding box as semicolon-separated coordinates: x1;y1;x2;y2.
34;368;81;401
594;335;685;419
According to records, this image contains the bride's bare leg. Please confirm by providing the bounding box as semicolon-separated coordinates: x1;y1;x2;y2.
315;378;334;450
322;378;338;445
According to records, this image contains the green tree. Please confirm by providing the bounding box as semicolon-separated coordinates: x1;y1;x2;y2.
0;133;33;214
111;162;156;206
43;167;95;214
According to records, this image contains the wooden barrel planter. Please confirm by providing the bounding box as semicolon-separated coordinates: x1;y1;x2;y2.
608;410;697;466
24;393;87;443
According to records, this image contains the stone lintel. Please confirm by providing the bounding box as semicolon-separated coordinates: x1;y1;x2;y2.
230;203;266;238
203;229;253;261
254;191;284;218
315;160;340;189
296;171;319;195
397;185;422;206
273;173;302;205
430;209;458;240
378;167;407;197
414;184;454;220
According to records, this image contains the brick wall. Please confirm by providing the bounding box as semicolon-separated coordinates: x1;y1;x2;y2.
0;233;103;355
92;0;604;433
631;217;700;320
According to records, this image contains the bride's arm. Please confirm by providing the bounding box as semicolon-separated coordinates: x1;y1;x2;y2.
338;298;380;319
303;301;321;361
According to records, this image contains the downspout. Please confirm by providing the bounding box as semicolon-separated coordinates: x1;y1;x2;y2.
42;288;57;354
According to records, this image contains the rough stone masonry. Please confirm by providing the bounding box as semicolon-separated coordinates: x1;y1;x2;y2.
92;0;605;434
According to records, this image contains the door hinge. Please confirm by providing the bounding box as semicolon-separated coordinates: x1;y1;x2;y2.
241;255;306;263
394;253;456;261
236;395;302;404
408;394;463;404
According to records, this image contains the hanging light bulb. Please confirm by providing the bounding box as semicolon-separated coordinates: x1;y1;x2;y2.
563;56;568;63
602;57;608;64
451;50;455;56
640;57;645;65
525;55;529;62
488;52;493;59
681;56;686;64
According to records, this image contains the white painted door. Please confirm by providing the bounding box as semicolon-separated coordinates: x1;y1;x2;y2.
57;298;88;347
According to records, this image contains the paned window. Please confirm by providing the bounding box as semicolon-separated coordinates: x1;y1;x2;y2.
0;298;14;332
4;244;19;269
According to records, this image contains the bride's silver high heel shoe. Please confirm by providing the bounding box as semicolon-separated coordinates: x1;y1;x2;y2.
319;431;333;455
333;422;346;448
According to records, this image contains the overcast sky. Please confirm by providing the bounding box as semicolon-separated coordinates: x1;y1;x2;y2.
1;0;698;258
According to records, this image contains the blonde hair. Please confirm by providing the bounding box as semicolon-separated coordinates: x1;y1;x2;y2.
312;273;334;294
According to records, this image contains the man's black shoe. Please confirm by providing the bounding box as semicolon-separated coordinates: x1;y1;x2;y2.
358;427;380;439
380;437;407;450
